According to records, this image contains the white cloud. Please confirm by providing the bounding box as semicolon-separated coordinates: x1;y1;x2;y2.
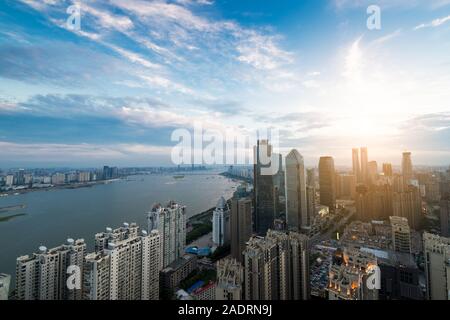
370;29;402;45
107;45;161;69
414;14;450;30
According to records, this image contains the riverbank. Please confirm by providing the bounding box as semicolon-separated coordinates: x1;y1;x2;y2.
187;196;234;245
0;213;26;223
220;171;253;184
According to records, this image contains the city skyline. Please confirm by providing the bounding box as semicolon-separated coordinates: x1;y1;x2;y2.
1;0;450;167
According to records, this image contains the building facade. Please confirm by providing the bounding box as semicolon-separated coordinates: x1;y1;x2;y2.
285;149;308;232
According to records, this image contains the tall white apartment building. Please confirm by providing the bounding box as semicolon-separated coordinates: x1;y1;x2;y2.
84;223;162;300
216;258;244;300
147;201;186;267
83;252;111;300
16;238;86;300
212;197;231;247
423;232;450;300
141;230;162;300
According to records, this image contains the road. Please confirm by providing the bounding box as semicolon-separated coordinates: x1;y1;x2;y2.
310;206;355;247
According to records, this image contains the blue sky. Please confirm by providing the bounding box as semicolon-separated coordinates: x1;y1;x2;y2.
0;0;450;168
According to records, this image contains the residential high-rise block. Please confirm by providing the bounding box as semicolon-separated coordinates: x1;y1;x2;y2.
230;197;252;263
212;197;231;247
83;252;111;300
390;216;411;254
285;149;308;232
147;201;186;267
243;235;279;300
141;230;163;300
243;230;309;300
84;224;161;300
216;258;244;300
16;238;86;300
423;232;450;300
393;183;422;230
319;156;336;212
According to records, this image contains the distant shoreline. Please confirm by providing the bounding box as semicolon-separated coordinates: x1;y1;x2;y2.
0;178;122;197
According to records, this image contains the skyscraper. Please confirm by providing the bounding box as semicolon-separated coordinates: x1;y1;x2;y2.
230;197;252;263
352;148;361;182
147;201;186;267
319;156;336;212
216;258;244;300
423;232;450;300
16;238;86;300
212;197;231;247
285;149;308;232
402;152;413;184
360;147;369;184
390;216;412;254
253;140;278;235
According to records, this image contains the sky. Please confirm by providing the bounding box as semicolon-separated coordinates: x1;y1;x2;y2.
0;0;450;168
